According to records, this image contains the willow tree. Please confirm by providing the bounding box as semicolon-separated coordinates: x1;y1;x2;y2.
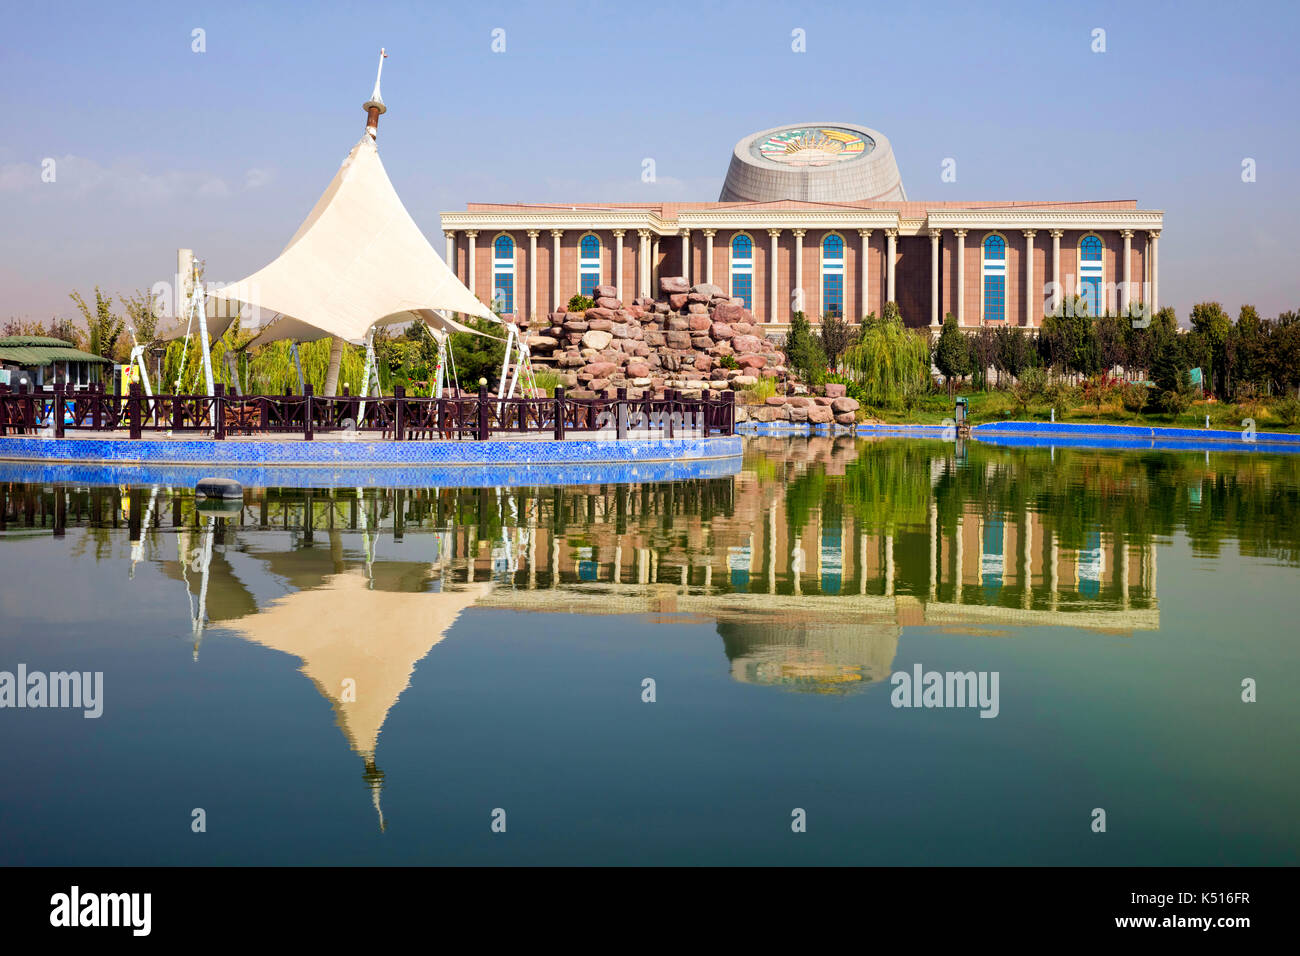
840;303;930;408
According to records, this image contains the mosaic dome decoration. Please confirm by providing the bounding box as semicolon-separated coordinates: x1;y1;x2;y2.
753;127;870;166
720;122;906;203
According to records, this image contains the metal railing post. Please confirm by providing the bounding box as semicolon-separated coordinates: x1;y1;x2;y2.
553;386;565;440
129;383;142;440
394;385;405;441
303;383;314;441
53;383;65;438
477;384;490;440
213;383;226;440
616;386;628;440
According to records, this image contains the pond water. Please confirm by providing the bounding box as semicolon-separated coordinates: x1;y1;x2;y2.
1;437;1297;865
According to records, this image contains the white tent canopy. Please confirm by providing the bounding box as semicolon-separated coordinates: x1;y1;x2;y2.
210;134;497;347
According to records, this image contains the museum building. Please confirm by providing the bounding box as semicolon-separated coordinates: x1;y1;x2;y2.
439;123;1164;332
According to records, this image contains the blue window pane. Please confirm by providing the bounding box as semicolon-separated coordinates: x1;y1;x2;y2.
494;234;513;258
1080;276;1101;315
823;234;843;258
984;275;1005;321
984;234;1005;259
580;235;600;259
823;273;843;317
580;273;599;297
493;273;514;313
1081;236;1103;261
732;273;752;309
732;234;752;259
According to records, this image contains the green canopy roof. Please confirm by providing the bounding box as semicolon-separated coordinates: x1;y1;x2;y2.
0;335;112;366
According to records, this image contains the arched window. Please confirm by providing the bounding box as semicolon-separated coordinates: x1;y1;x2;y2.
821;233;845;319
982;234;1006;322
730;233;753;309
579;233;601;297
491;234;515;314
1079;235;1104;316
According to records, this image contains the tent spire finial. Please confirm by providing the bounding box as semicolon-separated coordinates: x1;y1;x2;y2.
363;48;388;140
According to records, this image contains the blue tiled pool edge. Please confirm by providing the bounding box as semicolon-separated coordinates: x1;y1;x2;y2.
973;421;1300;449
0;434;742;466
0;435;744;488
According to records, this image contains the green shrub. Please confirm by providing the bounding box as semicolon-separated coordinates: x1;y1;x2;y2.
1010;367;1047;411
742;378;777;404
1273;395;1300;426
1119;381;1149;412
567;294;595;312
718;354;739;370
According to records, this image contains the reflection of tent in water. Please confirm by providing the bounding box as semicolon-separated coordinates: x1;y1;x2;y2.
718;615;899;695
1078;530;1104;599
161;529;488;831
222;569;490;829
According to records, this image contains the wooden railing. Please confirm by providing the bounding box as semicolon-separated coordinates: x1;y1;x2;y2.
0;383;736;441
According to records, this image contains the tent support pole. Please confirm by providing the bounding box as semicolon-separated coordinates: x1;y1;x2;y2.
290;342;305;394
496;324;515;414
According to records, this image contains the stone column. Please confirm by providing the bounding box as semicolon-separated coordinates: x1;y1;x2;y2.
767;229;781;323
857;229;872;321
703;229;716;286
465;230;478;296
1121;229;1133;314
527;230;539;321
792;229;805;316
929;228;941;327
1148;230;1160;312
637;230;651;298
444;230;456;279
885;229;898;304
953;229;967;325
1050;229;1063;315
1023;229;1036;327
550;230;563;309
612;229;625;301
680;230;691;285
651;236;660;290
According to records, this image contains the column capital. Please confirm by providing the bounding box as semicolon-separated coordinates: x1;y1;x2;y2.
1120;229;1134;239
857;228;872;238
636;229;651;239
929;228;942;239
1049;229;1065;239
767;228;781;238
884;228;899;239
443;230;456;239
549;229;563;239
611;229;625;238
464;230;478;239
791;228;806;238
702;228;717;237
1147;229;1161;240
526;229;540;238
1022;229;1037;239
952;229;966;239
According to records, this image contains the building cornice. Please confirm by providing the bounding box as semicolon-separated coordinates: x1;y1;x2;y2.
440;209;673;233
676;209;900;231
925;209;1164;231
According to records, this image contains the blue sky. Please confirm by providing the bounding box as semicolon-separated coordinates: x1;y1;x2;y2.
2;0;1297;323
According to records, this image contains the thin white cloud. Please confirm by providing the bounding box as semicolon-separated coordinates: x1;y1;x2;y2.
0;154;270;202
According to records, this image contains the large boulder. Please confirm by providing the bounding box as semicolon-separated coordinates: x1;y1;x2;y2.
835;411;858;425
688;315;712;332
807;404;834;424
731;334;762;354
581;329;614;351
594;284;618;300
585;307;618;322
666;316;690;331
625;361;650;378
668;293;689;310
831;397;861;414
643;330;666;347
823;383;847;399
692;282;724;299
737;354;767;369
659;276;690;295
580;361;620;379
562;319;588;333
713;301;746;323
595;296;622;311
525;335;558;350
710;322;735;340
665;330;693;350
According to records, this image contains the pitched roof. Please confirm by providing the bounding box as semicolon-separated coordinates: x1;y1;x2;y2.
0;336;112;365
